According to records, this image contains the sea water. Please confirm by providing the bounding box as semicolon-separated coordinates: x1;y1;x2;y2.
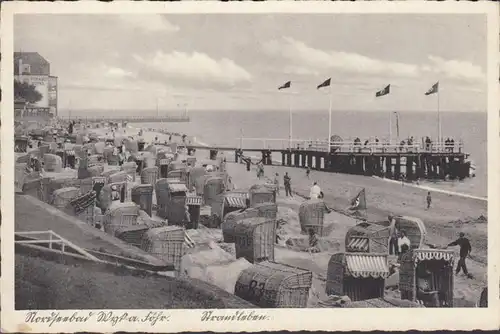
67;109;487;198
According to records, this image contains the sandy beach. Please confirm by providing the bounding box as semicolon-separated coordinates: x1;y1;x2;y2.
13;120;487;308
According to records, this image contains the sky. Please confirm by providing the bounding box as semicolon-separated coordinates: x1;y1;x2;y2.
14;14;488;113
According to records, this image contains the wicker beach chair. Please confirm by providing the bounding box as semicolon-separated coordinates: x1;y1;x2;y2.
68;190;97;223
189;167;207;195
108;171;128;184
326;252;390;302
131;184;154;217
345;222;391;253
185;195;203;229
224;217;276;263
141;166;159;186
394;216;427;249
399;249;454;307
122;161;137;182
103;201;140;237
52;187;80;209
235;261;312;308
99;182;126;212
249;184;275;206
298;199;331;237
140;226;185;275
43;153;63;173
203;177;225;207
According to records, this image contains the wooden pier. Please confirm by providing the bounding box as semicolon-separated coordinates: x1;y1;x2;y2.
187;139;471;181
62;115;190;123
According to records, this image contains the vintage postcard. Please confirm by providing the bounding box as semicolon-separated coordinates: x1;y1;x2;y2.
1;1;499;332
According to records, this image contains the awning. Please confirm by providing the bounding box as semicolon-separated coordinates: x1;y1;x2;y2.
186;196;203;206
414;249;454;263
347;237;369;252
345;254;390;279
225;196;247;208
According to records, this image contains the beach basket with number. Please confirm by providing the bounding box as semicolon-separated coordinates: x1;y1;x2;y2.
52;187;80;209
345;222;391;253
141;166;159;186
103;201;140;237
131;184;154;217
249;184;275;206
235;261;312;308
224;217;276;263
326;252;390;302
141;226;185;275
298;199;330;237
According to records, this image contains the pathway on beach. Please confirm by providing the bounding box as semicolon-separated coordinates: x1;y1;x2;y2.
225;161;487;305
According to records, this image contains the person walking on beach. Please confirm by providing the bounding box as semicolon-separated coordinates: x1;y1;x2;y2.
426;191;432;209
306;166;311;179
284;172;292;197
309;182;321;199
274;173;280;195
446;232;473;278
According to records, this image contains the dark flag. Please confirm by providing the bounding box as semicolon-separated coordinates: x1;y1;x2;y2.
317;78;331;89
375;84;390;97
425;82;439;96
278;81;291;90
349;188;367;211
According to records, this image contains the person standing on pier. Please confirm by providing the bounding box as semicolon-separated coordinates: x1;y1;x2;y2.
446;232;473;279
284;172;292;197
426;191;432;209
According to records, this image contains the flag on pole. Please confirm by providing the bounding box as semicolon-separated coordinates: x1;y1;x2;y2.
375;85;391;97
317;78;331;89
425;82;439;95
278;81;291;90
349;188;367;211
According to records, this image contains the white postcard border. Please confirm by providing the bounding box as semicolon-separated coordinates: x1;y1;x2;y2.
1;2;499;332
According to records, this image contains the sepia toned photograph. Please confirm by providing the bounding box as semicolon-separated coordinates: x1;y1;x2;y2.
1;2;499;333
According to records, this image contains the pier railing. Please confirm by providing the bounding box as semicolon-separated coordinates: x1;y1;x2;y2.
236;138;464;154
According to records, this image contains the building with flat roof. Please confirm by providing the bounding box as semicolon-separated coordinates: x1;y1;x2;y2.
14;52;58;118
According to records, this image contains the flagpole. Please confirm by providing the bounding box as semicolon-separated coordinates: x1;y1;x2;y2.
437;87;441;148
328;83;332;153
289;92;293;150
396;112;400;141
389;112;392;145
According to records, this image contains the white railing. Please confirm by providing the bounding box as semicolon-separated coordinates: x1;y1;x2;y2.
15;230;101;262
235;137;464;154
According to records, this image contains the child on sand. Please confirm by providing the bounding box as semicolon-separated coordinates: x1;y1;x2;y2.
284;172;292;197
426;191;432;209
306;167;311;179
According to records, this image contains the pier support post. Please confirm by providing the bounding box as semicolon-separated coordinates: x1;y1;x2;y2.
307;154;313;169
439;157;446;180
293;152;298;167
395;156;401;180
281;152;285;166
316;155;321;170
385;157;393;178
287;152;292;166
406;156;414;180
